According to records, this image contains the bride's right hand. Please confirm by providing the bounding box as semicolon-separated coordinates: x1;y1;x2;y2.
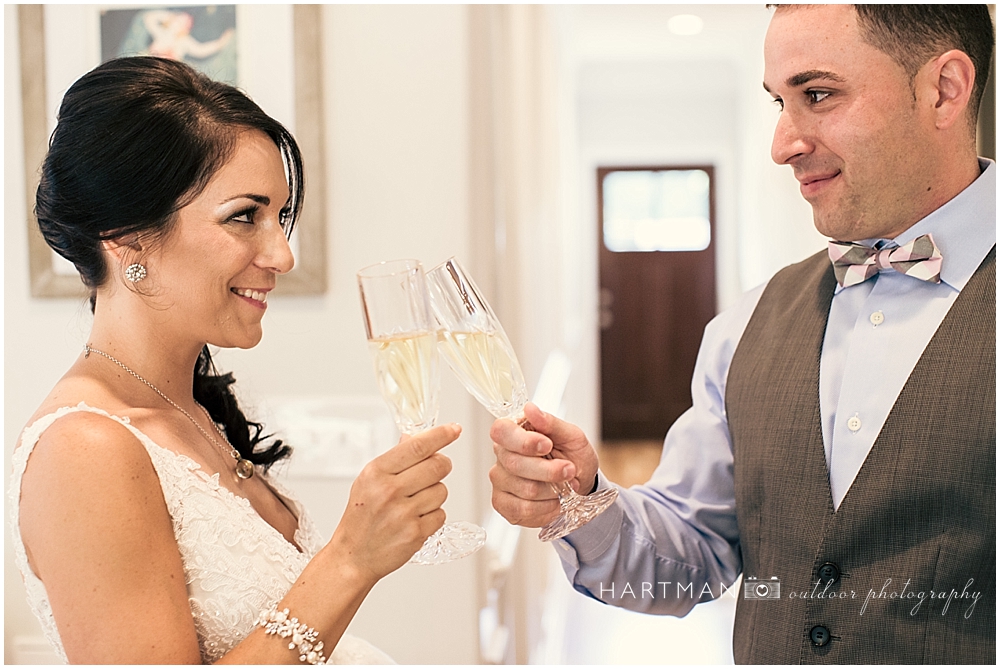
329;423;460;581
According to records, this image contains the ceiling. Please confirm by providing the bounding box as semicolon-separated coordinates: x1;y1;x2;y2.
557;4;773;64
559;4;773;100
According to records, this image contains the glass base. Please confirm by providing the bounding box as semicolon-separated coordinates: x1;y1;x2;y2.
408;521;487;565
538;487;619;542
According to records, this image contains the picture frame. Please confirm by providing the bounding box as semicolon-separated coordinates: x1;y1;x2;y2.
18;4;328;297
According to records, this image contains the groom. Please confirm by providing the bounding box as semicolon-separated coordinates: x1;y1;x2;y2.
488;5;995;664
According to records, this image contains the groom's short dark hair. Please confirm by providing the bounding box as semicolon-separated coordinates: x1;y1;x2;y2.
769;5;995;121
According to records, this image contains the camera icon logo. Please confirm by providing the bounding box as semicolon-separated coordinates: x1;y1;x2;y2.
744;576;781;600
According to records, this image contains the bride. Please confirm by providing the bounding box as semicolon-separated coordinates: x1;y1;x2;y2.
9;56;458;664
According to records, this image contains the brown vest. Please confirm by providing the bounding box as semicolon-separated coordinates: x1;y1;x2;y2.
726;248;995;664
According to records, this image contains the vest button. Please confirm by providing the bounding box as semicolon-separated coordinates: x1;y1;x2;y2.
810;625;831;647
817;562;841;583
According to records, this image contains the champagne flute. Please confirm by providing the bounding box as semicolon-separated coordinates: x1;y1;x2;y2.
357;258;486;565
426;257;618;542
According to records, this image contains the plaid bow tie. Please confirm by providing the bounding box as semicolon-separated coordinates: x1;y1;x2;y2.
828;234;943;288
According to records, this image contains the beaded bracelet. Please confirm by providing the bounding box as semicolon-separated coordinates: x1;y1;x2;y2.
258;606;328;665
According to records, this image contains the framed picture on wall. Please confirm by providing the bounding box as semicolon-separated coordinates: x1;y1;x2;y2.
100;6;238;84
18;4;327;297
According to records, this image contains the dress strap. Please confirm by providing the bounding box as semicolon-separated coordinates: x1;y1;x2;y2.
11;402;151;512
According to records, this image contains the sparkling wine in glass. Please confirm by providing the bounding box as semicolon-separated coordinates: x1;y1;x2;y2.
426;257;618;542
358;259;486;564
367;330;439;435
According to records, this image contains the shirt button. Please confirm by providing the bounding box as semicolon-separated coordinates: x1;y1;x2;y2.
869;311;885;326
847;415;862;432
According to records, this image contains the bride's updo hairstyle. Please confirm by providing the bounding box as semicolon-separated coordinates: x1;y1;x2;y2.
35;56;303;469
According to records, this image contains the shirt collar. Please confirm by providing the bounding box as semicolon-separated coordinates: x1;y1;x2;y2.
848;158;996;293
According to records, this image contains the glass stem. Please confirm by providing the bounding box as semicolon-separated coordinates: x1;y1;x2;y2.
548;477;581;504
515;413;581;503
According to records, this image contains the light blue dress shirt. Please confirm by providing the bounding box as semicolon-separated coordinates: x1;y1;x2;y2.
556;160;996;616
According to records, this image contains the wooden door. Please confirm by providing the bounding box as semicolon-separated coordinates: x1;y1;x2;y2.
598;166;717;441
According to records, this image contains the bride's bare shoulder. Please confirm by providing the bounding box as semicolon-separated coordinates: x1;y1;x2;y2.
20;390;155;493
18;368;156;499
17;367;174;567
24;362;136;430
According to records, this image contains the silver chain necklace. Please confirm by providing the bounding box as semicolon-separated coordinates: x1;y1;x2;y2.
84;344;255;480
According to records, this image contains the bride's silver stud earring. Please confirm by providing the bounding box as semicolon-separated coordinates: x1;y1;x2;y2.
125;263;147;283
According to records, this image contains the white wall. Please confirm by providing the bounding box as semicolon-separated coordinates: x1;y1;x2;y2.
5;5;483;664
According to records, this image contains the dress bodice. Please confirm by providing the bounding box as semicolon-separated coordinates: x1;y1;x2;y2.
9;402;393;664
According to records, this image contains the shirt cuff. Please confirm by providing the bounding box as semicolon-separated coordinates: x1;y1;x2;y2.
559;470;623;562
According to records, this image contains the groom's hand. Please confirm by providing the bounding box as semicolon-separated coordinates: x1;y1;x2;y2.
489;402;600;528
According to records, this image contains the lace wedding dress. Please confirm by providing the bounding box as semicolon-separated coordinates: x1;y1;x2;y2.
9;402;394;664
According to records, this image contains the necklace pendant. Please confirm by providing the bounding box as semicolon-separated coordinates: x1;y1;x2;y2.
235;458;255;480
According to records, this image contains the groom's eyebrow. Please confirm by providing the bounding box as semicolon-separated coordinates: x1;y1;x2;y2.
787;69;846;87
764;69;847;93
